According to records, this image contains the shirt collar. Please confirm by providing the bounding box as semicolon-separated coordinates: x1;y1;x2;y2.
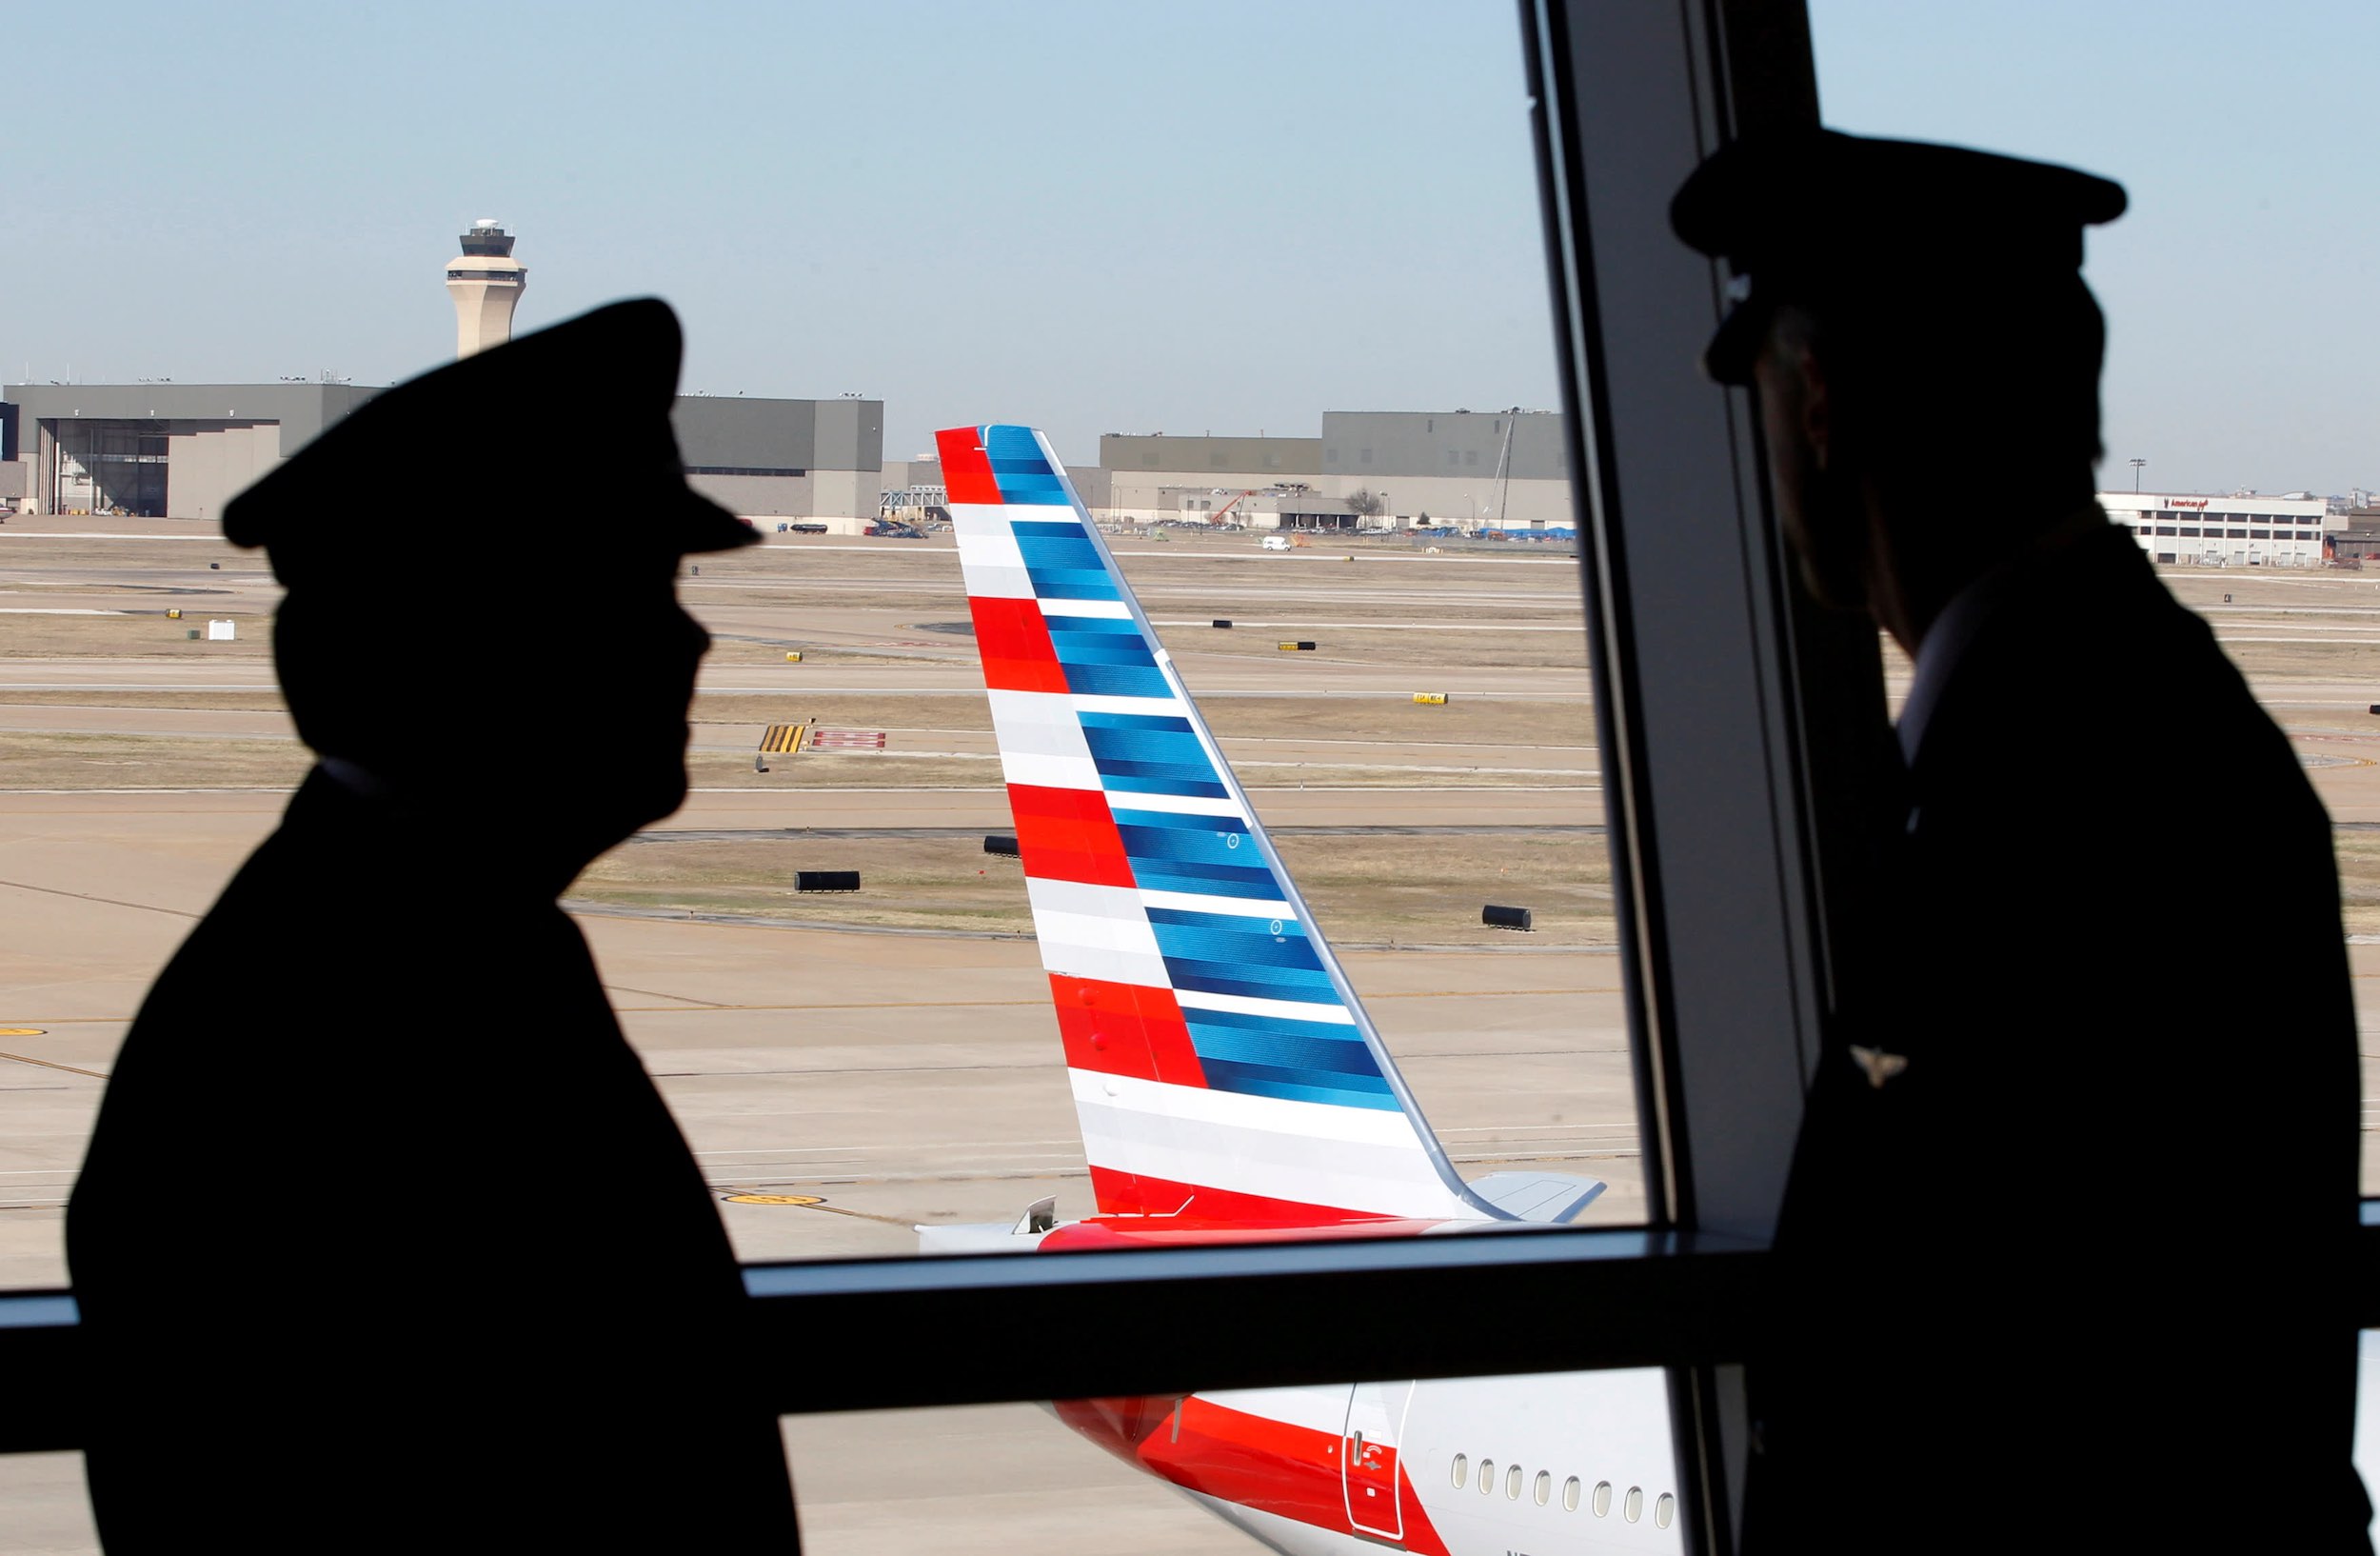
1895;505;2111;767
318;755;394;798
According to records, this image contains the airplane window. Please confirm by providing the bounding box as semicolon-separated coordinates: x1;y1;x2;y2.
1505;1463;1523;1499
1624;1486;1643;1523
1656;1491;1676;1529
1563;1475;1581;1511
1534;1468;1552;1505
1593;1480;1614;1517
1479;1459;1497;1494
1451;1453;1468;1488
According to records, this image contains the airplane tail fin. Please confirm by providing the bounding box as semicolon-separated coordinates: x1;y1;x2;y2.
938;425;1517;1229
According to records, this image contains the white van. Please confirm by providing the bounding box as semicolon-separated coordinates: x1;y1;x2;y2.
1260;534;1292;551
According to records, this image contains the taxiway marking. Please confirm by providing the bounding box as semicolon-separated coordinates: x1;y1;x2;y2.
0;1051;107;1080
0;876;199;918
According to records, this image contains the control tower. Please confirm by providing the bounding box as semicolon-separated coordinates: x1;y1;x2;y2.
445;219;526;358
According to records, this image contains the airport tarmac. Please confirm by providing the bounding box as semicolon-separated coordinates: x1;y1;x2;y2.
8;518;2380;1552
0;795;1639;1283
0;810;1626;1553
0;521;1616;1552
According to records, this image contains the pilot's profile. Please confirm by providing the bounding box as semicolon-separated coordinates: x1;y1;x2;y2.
66;301;801;1550
1673;130;2369;1552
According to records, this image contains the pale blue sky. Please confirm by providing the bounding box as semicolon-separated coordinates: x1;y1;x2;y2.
1812;0;2380;496
7;2;1556;466
7;3;2372;490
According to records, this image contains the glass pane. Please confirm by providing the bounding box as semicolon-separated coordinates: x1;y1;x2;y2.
1807;9;2380;1183
0;1369;1683;1555
811;1374;1679;1553
0;0;1636;1301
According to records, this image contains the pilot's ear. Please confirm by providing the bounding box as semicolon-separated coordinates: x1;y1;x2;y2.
1755;308;1831;474
1795;339;1831;476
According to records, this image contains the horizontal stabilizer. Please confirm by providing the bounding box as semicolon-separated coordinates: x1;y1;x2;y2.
915;1221;1051;1256
1460;1171;1606;1224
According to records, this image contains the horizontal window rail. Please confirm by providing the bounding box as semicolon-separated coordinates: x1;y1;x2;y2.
9;1207;2380;1453
0;1228;1763;1454
742;1228;1766;1413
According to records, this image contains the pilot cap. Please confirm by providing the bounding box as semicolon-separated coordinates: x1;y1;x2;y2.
224;297;757;585
1670;130;2127;384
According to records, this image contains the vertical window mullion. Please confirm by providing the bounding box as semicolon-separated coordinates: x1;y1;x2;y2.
1526;1;1854;1549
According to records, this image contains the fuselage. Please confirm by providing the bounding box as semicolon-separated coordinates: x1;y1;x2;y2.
1059;1370;1681;1556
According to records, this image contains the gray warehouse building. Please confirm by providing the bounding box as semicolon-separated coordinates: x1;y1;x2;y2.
2;220;883;528
0;383;379;524
1091;409;1574;530
0;382;883;528
670;396;883;530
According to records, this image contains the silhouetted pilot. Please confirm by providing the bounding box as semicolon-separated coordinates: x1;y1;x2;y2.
1674;132;2369;1552
67;300;801;1551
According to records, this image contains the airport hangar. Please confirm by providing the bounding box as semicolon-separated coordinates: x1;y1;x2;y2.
881;409;1584;534
892;418;2348;564
1092;409;1578;531
0;383;885;530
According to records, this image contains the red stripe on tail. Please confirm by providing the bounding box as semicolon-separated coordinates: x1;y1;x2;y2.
936;426;1001;505
969;595;1069;694
1051;974;1205;1087
1009;784;1136;888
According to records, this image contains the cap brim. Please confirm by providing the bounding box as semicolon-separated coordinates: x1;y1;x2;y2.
1701;298;1770;386
680;491;764;553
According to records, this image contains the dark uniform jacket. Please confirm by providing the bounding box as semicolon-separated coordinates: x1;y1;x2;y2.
68;771;800;1551
1744;525;2369;1552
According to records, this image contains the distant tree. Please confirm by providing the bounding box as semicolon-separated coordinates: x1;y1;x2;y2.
1346;488;1386;518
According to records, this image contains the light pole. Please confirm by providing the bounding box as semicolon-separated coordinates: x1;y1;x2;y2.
2130;457;2146;492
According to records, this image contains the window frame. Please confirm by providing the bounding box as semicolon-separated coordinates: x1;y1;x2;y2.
0;0;1813;1534
6;6;2373;1555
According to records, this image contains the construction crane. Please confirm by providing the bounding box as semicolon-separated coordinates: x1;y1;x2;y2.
1208;489;1259;527
1489;408;1519;530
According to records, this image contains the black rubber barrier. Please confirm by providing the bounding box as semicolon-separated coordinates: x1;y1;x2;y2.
984;835;1021;857
1482;904;1534;931
1213;619;1233;629
796;870;862;893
